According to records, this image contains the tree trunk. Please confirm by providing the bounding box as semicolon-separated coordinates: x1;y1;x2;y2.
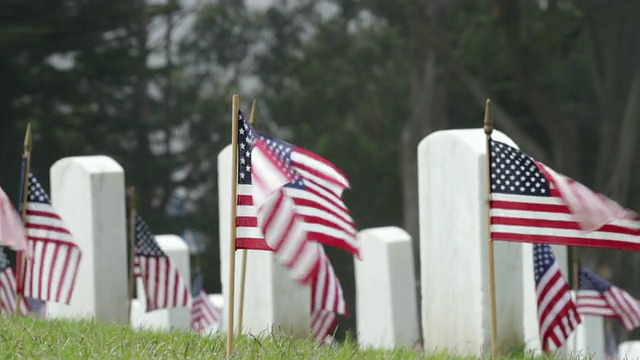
403;1;451;279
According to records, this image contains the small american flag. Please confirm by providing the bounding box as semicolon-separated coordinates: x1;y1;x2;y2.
19;172;82;304
133;214;189;311
533;244;581;353
577;265;640;330
240;111;350;342
190;270;221;331
0;247;29;315
237;112;359;256
0;186;28;254
489;139;640;250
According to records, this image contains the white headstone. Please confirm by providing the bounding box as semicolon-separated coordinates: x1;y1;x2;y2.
619;341;640;360
566;291;605;359
47;156;128;322
354;226;419;349
130;234;191;331
218;145;310;336
418;129;536;356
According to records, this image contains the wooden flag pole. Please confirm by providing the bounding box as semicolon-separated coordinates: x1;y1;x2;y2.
571;246;579;351
226;94;240;358
128;187;137;322
195;254;202;273
484;100;499;359
17;123;32;317
237;98;257;334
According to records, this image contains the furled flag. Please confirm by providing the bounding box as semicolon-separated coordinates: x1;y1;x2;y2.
576;265;640;331
489;139;640;250
190;270;221;332
237;111;359;256
240;111;351;342
133;214;189;311
0;186;28;254
19;172;82;304
533;244;581;353
0;247;29;315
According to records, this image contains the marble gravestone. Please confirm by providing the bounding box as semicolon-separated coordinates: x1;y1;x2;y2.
354;226;419;349
418;129;537;356
619;341;640;359
130;234;191;331
47;156;128;322
217;145;310;336
565;303;605;359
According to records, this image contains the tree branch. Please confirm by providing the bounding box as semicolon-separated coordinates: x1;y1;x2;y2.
410;0;548;161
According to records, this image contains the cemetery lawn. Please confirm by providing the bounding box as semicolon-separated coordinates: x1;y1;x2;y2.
0;316;556;359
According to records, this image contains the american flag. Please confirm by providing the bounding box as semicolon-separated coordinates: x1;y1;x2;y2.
133;214;189;311
237;112;359;256
533;244;581;353
576;265;640;331
0;186;28;254
489;139;640;250
190;270;221;331
239;111;350;342
19;172;82;304
0;247;29;315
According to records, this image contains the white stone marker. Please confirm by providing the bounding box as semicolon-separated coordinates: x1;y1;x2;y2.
619;341;640;360
418;129;535;356
354;226;419;349
47;156;128;322
566;306;605;359
218;145;310;336
130;234;191;331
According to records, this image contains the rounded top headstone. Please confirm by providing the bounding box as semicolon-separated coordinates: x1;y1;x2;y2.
155;234;188;252
358;226;411;243
51;155;124;174
418;128;519;156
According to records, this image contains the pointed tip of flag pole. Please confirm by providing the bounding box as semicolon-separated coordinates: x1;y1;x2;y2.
249;99;257;127
483;99;493;136
23;123;32;153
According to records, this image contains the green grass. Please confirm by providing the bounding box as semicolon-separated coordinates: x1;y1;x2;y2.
0;316;571;359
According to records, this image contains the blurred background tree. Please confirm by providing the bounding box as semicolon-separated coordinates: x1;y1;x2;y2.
2;0;640;342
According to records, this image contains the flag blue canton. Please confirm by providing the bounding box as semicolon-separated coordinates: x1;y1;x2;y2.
579;266;612;293
533;244;556;283
135;215;165;258
260;136;305;190
27;173;52;204
490;139;550;197
191;271;204;298
238;111;255;186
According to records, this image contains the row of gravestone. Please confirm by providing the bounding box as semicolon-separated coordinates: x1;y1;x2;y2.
32;129;639;359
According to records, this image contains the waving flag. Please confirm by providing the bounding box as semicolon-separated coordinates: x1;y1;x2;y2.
0;247;29;315
191;271;221;331
238;112;358;256
533;244;581;353
19;172;82;304
489;139;640;250
577;265;640;331
240;111;351;342
0;186;28;254
133;215;189;311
